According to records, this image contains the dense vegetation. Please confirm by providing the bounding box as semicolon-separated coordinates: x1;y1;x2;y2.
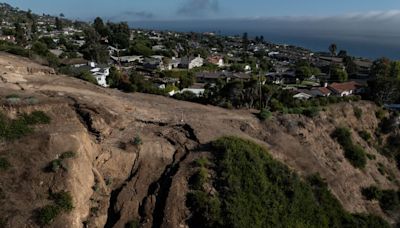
331;127;367;168
0;111;51;140
187;136;389;228
362;186;400;212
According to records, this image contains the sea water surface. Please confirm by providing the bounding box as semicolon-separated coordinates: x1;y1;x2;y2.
129;19;400;60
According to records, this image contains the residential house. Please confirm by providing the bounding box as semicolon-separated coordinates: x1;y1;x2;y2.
111;55;143;64
179;55;204;70
89;62;110;87
143;57;162;70
0;35;15;43
207;55;225;67
310;86;332;97
180;83;206;97
75;62;110;87
328;81;362;97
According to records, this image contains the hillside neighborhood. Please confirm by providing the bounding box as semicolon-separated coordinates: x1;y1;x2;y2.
0;2;399;111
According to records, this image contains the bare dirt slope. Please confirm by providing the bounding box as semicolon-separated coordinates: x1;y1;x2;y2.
0;52;399;227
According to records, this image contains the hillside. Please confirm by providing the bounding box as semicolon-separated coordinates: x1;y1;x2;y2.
0;52;399;227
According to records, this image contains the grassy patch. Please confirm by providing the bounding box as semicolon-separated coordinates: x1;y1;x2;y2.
186;136;389;228
0;111;51;140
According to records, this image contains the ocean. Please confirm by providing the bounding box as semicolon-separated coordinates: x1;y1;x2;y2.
129;19;400;60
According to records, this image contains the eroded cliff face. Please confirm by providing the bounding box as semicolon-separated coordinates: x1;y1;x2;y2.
0;52;399;227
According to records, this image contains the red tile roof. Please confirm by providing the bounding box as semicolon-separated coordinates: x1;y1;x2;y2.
318;87;332;95
328;81;360;93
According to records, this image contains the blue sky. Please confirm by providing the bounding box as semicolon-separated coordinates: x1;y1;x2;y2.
4;0;400;21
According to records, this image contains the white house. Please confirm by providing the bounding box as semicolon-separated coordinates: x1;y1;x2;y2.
83;62;110;87
328;81;361;97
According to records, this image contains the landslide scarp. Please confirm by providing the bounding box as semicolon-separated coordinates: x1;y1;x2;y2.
0;53;399;227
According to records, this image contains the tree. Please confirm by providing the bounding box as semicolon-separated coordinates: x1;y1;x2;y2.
371;57;391;78
330;65;348;82
242;32;249;50
296;66;312;82
343;56;358;76
80;27;109;63
31;19;38;34
107;67;123;88
27;9;33;21
389;61;400;80
368;77;400;104
60;13;65;18
14;22;26;45
93;17;109;37
329;43;337;57
55;17;63;31
31;41;49;56
129;41;153;57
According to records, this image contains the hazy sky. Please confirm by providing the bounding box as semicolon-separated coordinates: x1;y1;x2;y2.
4;0;400;21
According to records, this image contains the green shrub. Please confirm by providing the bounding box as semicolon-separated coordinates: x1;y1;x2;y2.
258;108;272;120
379;190;400;211
345;145;367;168
302;106;320;118
332;127;352;147
366;154;376;160
60;151;76;159
132;136;142;146
78;71;97;84
49;159;63;172
38;205;61;225
332;127;367;168
125;220;140;228
375;109;386;120
358;130;371;143
361;186;382;200
5;94;19;99
52;191;74;212
194;157;210;167
377;162;387;175
0;157;11;171
353;107;363;119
